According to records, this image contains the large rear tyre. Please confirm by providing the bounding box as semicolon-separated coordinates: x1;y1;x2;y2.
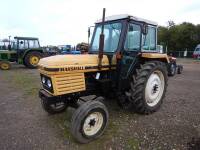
71;100;108;143
24;51;42;69
131;61;168;114
118;61;168;114
41;98;68;114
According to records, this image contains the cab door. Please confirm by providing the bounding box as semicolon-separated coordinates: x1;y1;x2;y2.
119;23;142;80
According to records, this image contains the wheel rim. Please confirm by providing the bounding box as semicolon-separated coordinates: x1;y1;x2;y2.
83;112;104;136
30;56;39;66
145;70;165;107
1;63;9;70
50;102;66;111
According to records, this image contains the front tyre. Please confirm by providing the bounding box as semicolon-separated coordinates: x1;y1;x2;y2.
131;61;168;114
0;61;11;70
71;100;108;143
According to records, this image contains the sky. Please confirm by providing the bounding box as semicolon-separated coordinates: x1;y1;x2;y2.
0;0;200;46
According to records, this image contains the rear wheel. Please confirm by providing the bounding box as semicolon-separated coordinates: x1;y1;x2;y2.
0;61;11;70
177;65;183;74
24;51;42;69
118;61;168;114
132;61;167;114
71;100;108;143
41;98;68;114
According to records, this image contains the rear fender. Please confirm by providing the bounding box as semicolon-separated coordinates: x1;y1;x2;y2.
141;53;170;64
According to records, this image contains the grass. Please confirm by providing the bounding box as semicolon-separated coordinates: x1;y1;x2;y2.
126;138;139;150
1;66;140;149
1;68;40;98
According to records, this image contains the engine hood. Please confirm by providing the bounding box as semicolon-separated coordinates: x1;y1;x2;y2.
38;54;111;69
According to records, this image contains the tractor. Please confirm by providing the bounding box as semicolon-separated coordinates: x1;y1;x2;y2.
38;9;173;143
0;36;43;70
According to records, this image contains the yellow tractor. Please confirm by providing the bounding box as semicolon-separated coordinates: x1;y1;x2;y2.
38;9;170;143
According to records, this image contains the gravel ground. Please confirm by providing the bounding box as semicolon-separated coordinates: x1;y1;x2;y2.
0;59;200;150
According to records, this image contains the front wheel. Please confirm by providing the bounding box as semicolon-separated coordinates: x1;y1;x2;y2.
0;61;11;70
70;100;109;143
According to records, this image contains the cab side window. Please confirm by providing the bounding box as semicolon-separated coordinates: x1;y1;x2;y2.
29;40;40;48
24;40;28;49
18;40;24;49
124;24;141;51
142;26;156;51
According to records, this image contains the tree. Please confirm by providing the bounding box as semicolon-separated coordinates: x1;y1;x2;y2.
158;22;200;52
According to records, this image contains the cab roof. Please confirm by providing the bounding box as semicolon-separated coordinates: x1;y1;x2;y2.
96;14;158;26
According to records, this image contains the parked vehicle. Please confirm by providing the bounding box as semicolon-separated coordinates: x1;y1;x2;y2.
193;44;200;59
0;37;44;70
38;9;182;143
58;45;81;54
168;55;183;76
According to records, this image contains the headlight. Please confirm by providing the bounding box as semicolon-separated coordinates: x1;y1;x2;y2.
47;79;52;88
40;74;53;93
42;77;46;84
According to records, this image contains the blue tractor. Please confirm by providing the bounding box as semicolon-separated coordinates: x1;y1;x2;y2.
59;45;81;54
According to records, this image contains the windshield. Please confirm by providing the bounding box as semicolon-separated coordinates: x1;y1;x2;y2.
195;48;200;52
90;22;122;52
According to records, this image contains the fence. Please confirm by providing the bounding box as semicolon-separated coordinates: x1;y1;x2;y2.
168;51;194;58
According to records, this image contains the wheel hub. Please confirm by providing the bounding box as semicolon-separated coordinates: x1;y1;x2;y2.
83;112;103;136
89;119;96;127
152;84;159;94
30;56;39;65
1;63;9;70
145;70;165;107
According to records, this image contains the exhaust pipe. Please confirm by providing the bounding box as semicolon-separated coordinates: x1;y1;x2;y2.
98;8;106;69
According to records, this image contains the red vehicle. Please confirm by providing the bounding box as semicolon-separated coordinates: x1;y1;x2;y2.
168;55;183;76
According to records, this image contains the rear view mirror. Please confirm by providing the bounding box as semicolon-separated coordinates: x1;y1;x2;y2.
88;26;94;45
88;27;91;38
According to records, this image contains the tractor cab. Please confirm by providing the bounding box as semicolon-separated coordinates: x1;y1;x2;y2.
13;37;41;63
14;36;40;51
89;14;168;90
90;14;158;54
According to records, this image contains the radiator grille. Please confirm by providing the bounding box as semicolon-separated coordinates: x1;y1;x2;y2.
54;73;85;95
